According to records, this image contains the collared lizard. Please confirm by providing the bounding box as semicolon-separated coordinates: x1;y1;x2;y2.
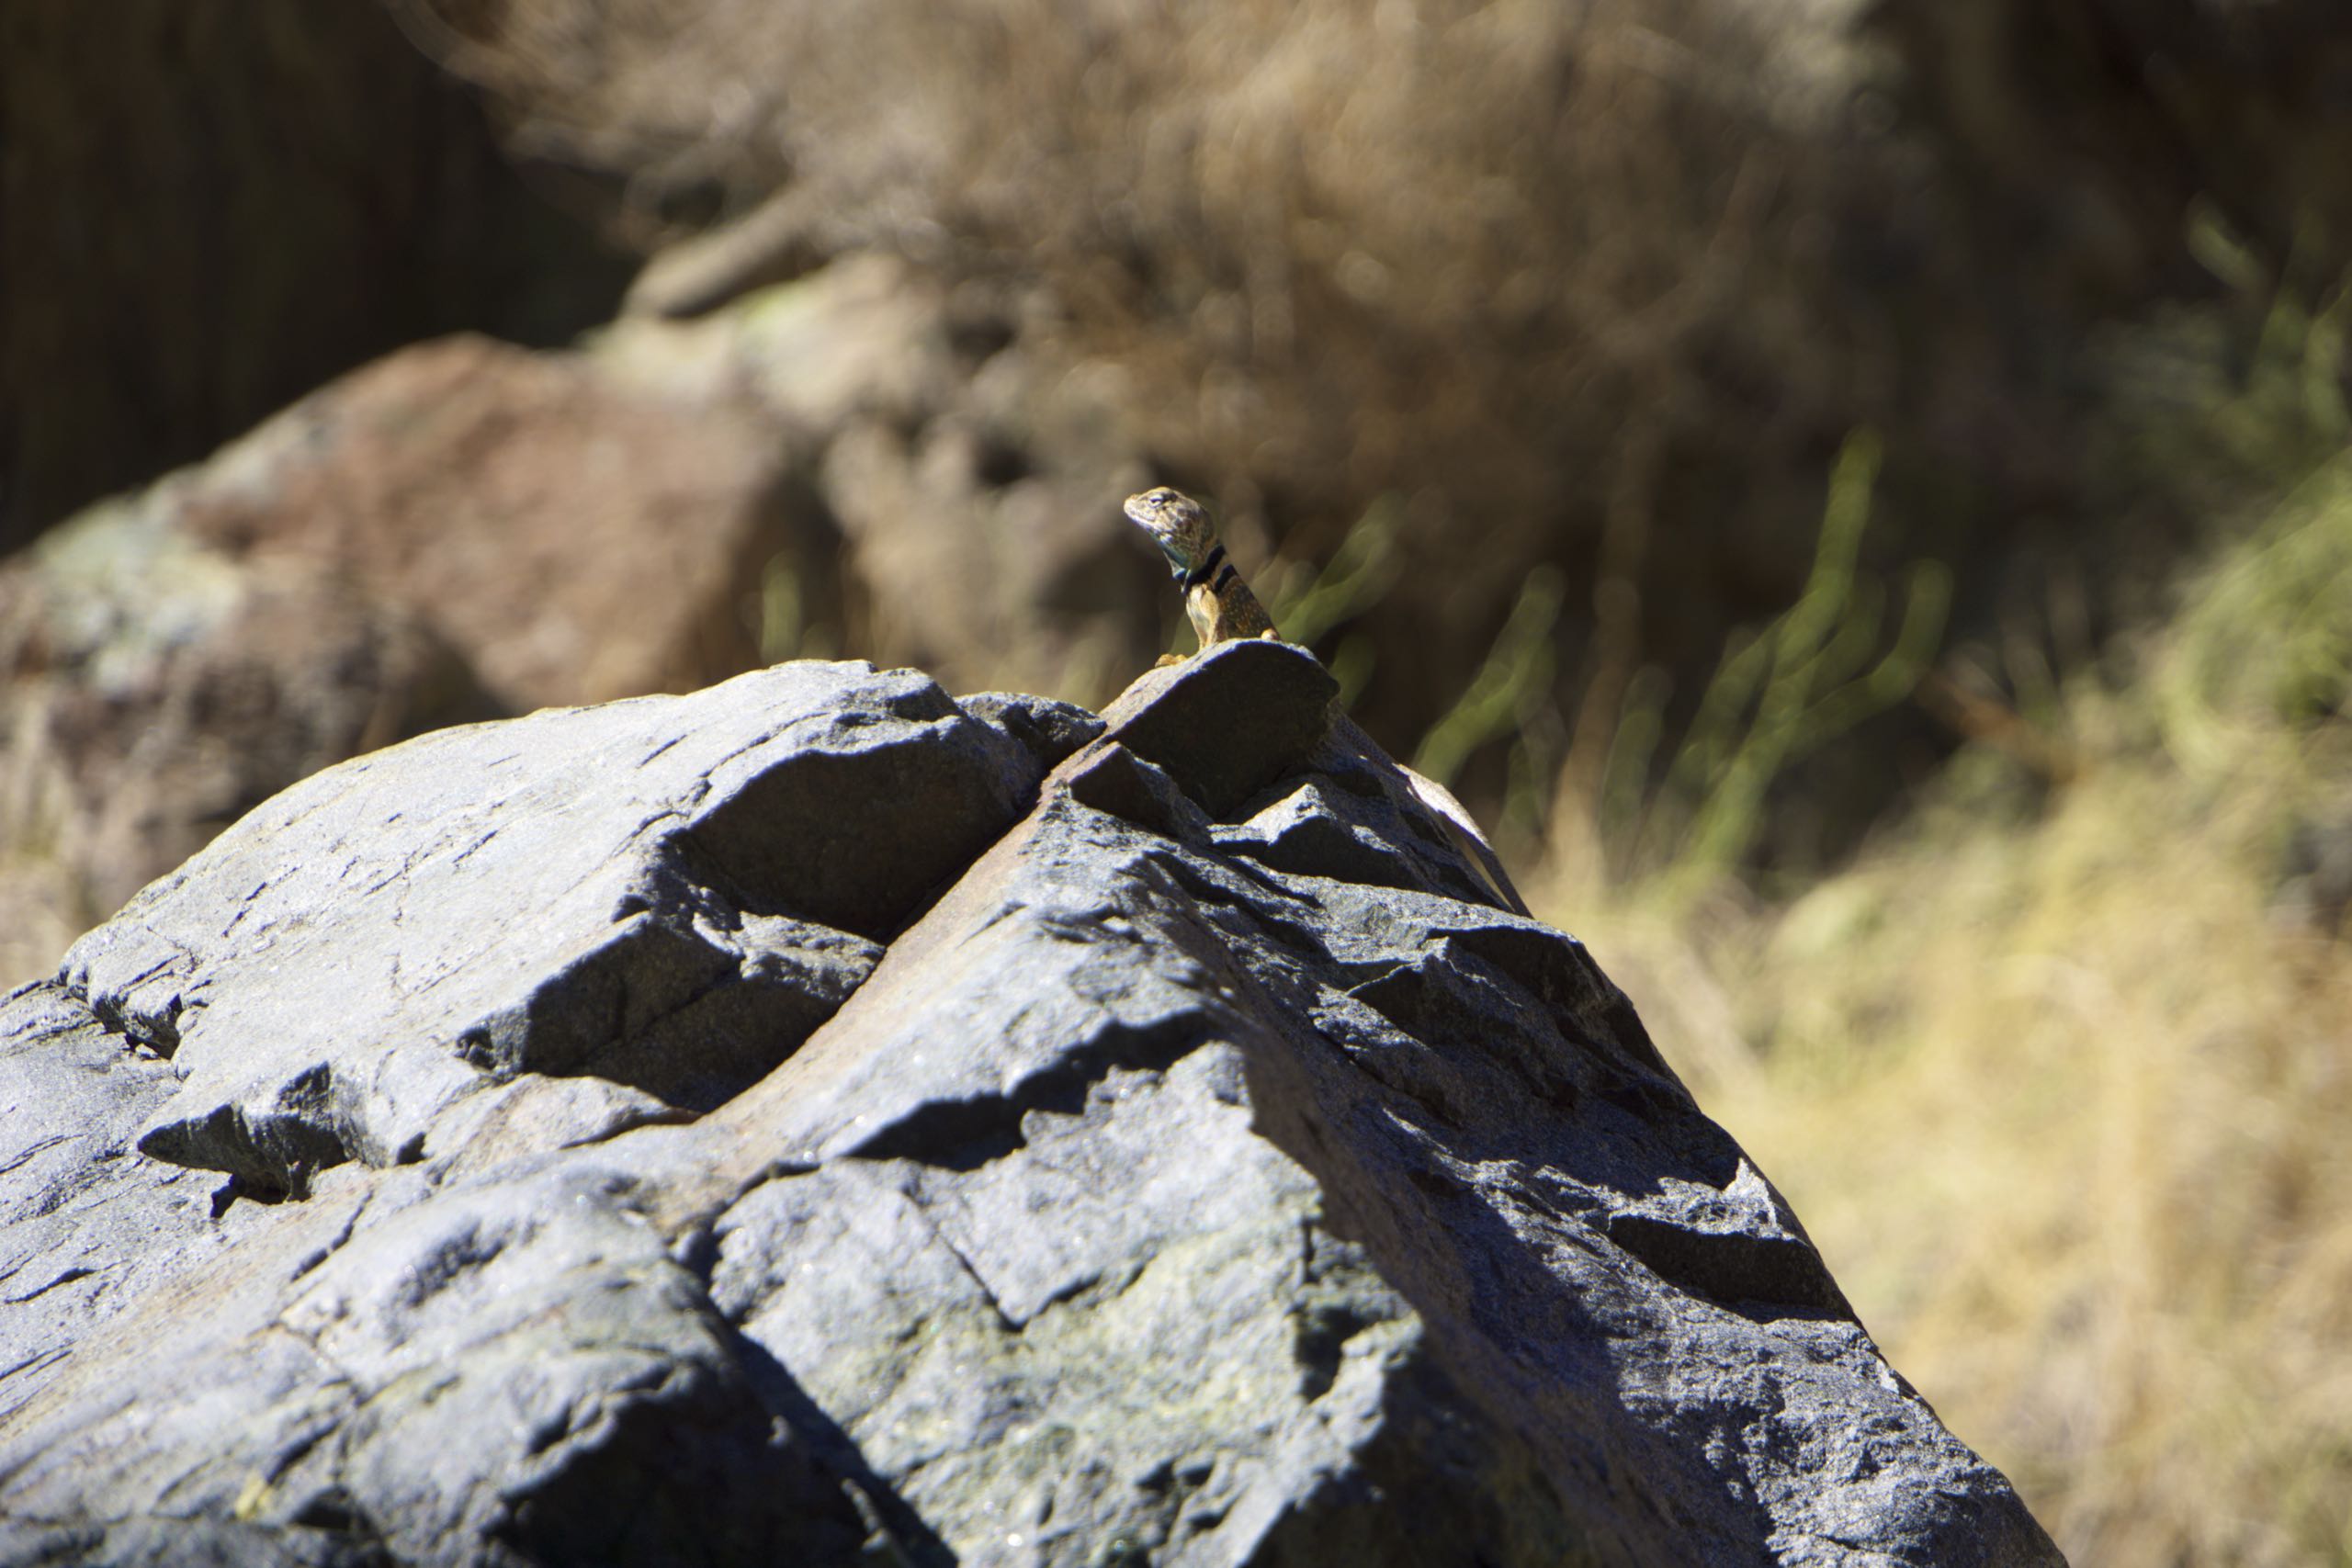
1122;486;1282;647
1120;486;1525;913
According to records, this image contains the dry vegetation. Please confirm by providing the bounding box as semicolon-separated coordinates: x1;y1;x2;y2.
394;0;1979;761
1645;703;2352;1564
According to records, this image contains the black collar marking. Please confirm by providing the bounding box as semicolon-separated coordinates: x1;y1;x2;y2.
1181;542;1228;591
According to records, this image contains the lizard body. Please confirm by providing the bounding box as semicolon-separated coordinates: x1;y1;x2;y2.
1121;487;1281;647
1119;485;1527;915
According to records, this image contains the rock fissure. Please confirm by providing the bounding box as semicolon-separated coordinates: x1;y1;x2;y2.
0;1134;75;1181
838;1006;1219;1173
0;1345;69;1394
1;1266;97;1306
287;1187;376;1282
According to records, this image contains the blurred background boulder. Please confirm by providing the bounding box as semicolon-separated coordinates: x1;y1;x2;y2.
0;495;495;983
7;0;2352;1558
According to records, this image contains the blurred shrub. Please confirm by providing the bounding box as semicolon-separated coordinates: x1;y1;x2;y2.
390;0;2352;865
1605;429;1949;895
391;0;1954;815
1866;0;2352;318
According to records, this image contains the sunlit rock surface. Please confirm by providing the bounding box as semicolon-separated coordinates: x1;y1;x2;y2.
0;643;2062;1566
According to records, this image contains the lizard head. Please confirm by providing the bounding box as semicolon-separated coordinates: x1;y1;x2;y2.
1122;486;1216;577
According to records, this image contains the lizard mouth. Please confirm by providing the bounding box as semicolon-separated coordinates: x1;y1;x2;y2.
1122;488;1200;575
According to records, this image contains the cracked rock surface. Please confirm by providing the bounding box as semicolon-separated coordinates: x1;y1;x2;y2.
0;644;2063;1566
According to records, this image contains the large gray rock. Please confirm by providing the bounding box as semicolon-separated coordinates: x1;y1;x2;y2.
0;644;2060;1566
